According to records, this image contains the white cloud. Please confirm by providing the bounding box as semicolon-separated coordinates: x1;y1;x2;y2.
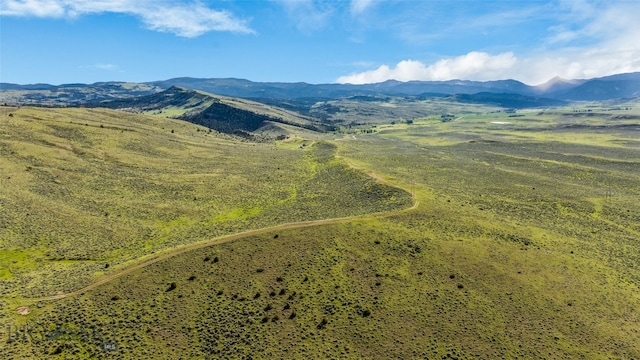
336;52;518;84
392;3;550;46
425;52;518;81
0;0;254;37
140;2;253;37
338;44;640;85
337;0;640;85
79;63;121;72
530;1;640;83
350;0;375;15
338;1;640;85
273;0;333;33
518;46;640;84
0;0;65;16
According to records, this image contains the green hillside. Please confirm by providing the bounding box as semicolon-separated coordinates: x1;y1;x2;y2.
0;106;410;300
85;87;331;137
1;103;639;359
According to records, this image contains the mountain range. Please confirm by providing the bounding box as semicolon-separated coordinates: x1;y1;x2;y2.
2;72;639;106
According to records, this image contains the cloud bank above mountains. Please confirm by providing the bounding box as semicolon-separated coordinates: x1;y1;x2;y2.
337;53;519;84
336;1;640;85
336;45;640;86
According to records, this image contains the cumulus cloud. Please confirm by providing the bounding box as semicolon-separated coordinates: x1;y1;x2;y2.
338;1;640;85
0;0;254;37
518;47;640;84
336;52;518;84
338;45;640;85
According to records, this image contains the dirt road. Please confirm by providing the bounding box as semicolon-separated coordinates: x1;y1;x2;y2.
31;152;418;302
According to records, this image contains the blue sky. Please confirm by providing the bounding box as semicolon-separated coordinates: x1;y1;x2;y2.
1;0;639;85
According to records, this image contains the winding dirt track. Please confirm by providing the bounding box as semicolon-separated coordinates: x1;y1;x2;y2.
32;153;418;302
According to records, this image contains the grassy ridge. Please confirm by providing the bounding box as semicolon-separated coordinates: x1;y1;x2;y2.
0;107;410;300
87;86;328;135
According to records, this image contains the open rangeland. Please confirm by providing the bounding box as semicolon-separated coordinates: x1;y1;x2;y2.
1;103;639;359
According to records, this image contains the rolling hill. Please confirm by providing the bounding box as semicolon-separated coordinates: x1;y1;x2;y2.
82;86;333;137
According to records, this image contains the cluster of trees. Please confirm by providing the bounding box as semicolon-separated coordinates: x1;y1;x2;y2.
441;114;455;122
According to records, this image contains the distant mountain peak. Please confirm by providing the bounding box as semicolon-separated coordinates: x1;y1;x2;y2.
534;76;586;94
